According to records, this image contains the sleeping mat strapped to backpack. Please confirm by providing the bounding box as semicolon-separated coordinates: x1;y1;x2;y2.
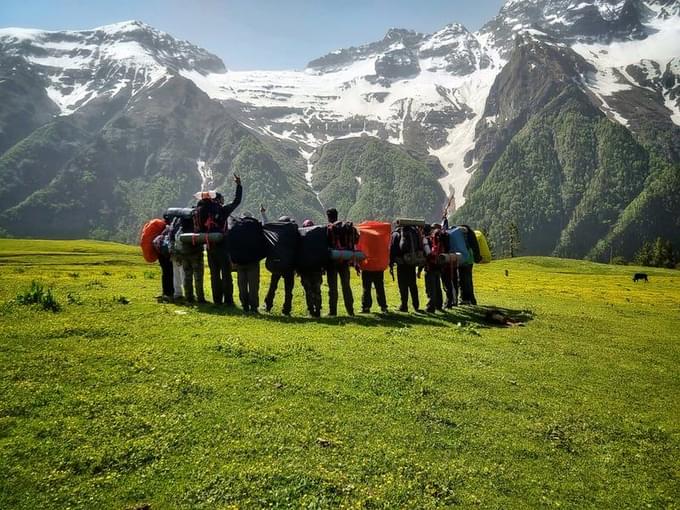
263;221;300;273
297;226;329;271
229;217;267;265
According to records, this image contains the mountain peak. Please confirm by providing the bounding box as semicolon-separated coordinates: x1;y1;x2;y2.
91;20;154;34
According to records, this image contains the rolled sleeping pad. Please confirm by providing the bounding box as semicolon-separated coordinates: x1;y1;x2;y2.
475;230;492;263
395;218;425;227
437;252;463;266
179;232;224;244
164;207;194;220
401;252;426;266
329;249;366;262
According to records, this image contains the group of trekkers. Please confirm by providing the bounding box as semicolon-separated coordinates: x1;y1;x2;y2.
140;175;490;317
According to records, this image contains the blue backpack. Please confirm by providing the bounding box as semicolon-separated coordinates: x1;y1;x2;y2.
447;227;473;265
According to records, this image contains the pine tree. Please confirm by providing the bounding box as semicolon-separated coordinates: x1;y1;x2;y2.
509;222;520;258
634;240;654;266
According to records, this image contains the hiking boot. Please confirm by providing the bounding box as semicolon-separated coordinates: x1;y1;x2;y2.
398;305;408;312
361;308;371;314
381;307;389;313
242;304;250;312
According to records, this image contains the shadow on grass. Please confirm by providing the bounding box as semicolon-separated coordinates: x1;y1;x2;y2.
183;301;534;330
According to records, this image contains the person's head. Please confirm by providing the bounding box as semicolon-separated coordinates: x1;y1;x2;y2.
278;215;292;222
431;223;441;230
423;224;432;235
302;219;314;227
241;211;254;219
215;192;224;205
326;208;338;223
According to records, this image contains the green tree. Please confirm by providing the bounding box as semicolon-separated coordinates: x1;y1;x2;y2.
651;237;676;269
634;241;654;266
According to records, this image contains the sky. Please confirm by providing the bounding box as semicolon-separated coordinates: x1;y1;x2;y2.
0;0;506;70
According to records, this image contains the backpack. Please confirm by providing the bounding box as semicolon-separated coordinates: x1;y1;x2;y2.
399;225;425;266
140;218;167;262
327;221;360;251
461;224;482;264
431;229;448;260
447;226;472;265
193;198;226;234
152;225;173;257
263;221;300;273
229;217;267;265
297;225;330;271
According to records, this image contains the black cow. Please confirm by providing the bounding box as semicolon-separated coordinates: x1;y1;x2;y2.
632;273;649;283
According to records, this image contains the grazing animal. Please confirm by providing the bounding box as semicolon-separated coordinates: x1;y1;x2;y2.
632;273;649;283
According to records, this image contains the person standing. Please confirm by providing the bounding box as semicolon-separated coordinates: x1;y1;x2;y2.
232;208;266;313
361;269;388;313
263;215;297;315
389;227;420;312
421;224;444;313
197;174;242;306
299;219;323;318
326;208;355;316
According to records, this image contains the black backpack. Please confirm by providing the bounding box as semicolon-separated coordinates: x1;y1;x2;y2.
228;217;267;265
398;226;425;265
297;226;329;271
263;221;300;273
460;224;482;264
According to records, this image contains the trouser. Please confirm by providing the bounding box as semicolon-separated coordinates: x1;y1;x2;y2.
182;251;205;301
361;270;387;311
396;264;419;311
207;242;233;305
265;271;294;314
172;259;184;298
441;264;458;307
327;263;353;315
300;271;322;317
158;254;173;297
425;268;443;312
459;264;477;305
237;262;260;311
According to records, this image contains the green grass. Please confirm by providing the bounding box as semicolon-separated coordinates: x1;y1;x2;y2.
0;239;678;509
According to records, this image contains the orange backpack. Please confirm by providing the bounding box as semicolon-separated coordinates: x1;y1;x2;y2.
140;218;167;263
357;221;391;271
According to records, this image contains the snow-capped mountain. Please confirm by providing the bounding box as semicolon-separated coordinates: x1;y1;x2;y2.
182;23;502;203
0;20;224;115
1;0;679;257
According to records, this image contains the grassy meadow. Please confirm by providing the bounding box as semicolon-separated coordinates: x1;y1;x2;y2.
0;239;678;509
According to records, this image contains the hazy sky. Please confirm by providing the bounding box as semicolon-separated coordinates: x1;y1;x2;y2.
1;0;506;69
